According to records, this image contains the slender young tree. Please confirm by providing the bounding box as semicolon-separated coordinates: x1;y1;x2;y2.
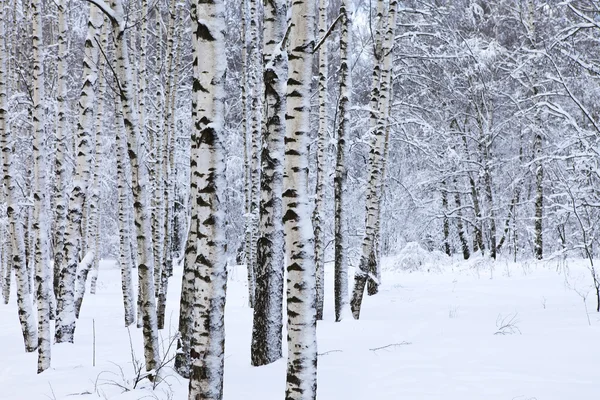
1;0;37;353
53;0;69;300
251;0;287;366
31;0;51;372
312;0;328;321
0;0;10;304
86;0;161;373
186;0;228;397
333;0;351;322
283;0;318;394
364;0;385;297
157;0;182;329
350;0;398;320
88;24;109;295
115;96;136;327
55;5;101;343
246;0;262;309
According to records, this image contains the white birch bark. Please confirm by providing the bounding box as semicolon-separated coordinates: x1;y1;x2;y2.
53;0;69;300
284;0;318;395
246;0;262;309
350;0;397;320
0;0;10;304
365;0;385;297
240;0;254;310
115;97;136;327
312;0;328;322
333;0;351;322
186;0;228;397
32;0;51;372
55;5;102;343
157;0;182;329
1;0;37;353
87;0;161;372
250;0;286;366
89;24;109;295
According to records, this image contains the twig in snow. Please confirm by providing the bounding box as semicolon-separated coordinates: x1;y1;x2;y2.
369;341;412;352
494;313;521;335
318;349;343;356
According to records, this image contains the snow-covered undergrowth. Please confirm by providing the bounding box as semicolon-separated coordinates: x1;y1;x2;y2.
2;256;600;399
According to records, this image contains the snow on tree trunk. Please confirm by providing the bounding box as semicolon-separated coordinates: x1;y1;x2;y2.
55;5;101;343
350;0;397;320
0;0;10;305
312;0;328;322
364;0;385;297
527;0;543;261
113;0;160;372
158;1;182;330
1;0;37;353
32;0;51;372
87;0;161;372
53;0;69;300
246;0;262;310
73;251;95;319
115;97;136;327
240;0;254;310
283;0;318;395
454;179;470;260
333;0;351;322
250;0;286;366
89;23;108;296
186;0;228;397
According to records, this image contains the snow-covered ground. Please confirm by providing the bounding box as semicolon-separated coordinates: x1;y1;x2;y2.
2;255;600;399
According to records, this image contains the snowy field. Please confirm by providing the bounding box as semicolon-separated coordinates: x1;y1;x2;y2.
2;255;600;399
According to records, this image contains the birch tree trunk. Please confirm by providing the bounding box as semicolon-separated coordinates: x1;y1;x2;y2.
0;0;11;304
312;0;328;322
157;0;181;329
350;0;397;320
364;0;385;297
89;24;109;295
454;180;470;260
527;0;543;260
87;0;161;372
186;0;228;397
246;0;262;309
32;0;51;372
250;0;286;366
1;0;37;353
333;0;351;322
240;0;254;310
115;97;136;327
53;0;69;300
55;5;101;343
284;0;318;395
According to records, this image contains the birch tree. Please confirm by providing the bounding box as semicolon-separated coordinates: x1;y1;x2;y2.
86;0;160;373
53;0;69;300
284;0;318;394
31;0;51;372
333;0;351;322
251;0;286;366
312;0;328;322
186;0;228;397
246;0;263;309
115;97;136;327
55;5;101;343
1;0;37;353
350;0;397;320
